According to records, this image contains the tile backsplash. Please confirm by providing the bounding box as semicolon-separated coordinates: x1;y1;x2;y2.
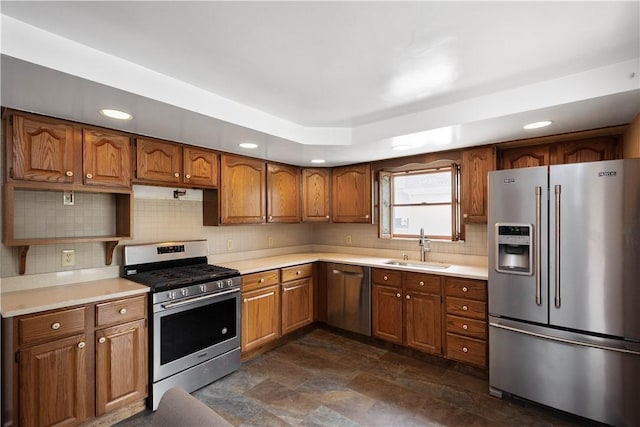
1;186;487;277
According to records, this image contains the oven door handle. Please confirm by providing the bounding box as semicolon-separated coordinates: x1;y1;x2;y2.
161;288;240;309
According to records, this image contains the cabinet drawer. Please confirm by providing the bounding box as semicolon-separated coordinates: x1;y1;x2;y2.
446;314;486;340
404;272;441;294
281;263;313;282
446;297;486;320
19;307;86;346
445;278;486;301
372;269;402;287
243;269;280;292
96;295;146;328
446;333;486;367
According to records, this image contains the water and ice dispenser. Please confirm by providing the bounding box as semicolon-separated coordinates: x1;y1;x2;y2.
495;224;533;275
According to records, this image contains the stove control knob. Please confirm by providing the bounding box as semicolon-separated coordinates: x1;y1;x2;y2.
217;282;224;289
168;291;177;300
181;289;188;297
226;279;233;287
200;284;207;293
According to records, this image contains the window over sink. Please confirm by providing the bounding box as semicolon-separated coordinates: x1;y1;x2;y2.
379;161;461;241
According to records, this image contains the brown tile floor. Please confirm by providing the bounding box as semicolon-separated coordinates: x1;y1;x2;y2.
117;328;589;426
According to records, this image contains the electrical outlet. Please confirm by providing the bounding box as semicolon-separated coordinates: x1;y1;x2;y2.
268;236;274;247
61;250;75;266
346;235;352;244
227;239;233;250
63;190;74;206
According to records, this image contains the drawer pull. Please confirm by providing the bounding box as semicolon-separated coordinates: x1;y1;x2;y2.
51;322;61;330
98;337;106;344
396;293;401;298
462;305;468;311
462;286;468;292
119;308;127;315
462;346;468;353
419;281;424;286
77;342;86;349
259;278;265;283
65;171;73;177
296;271;301;275
384;276;388;281
462;324;469;330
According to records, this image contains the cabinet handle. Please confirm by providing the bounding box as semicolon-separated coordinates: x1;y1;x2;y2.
396;293;401;298
419;281;424;286
296;271;301;275
405;295;411;300
463;213;468;219
174;172;180;178
243;298;248;303
119;308;127;315
65;171;73;177
269;215;273;220
259;278;265;283
98;337;106;344
462;324;469;330
462;346;468;353
77;342;86;349
185;174;191;179
365;214;370;219
383;276;388;281
86;173;93;179
325;215;330;219
462;305;468;311
462;286;468;292
51;322;61;330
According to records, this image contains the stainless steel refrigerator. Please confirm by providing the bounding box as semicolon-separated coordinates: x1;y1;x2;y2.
488;159;640;426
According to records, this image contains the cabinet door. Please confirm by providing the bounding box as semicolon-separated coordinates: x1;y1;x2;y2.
241;284;281;352
499;145;550;170
461;147;495;224
183;147;218;188
281;277;313;334
95;319;147;415
135;138;182;184
332;164;372;223
553;136;620;164
83;129;131;188
302;168;330;222
405;290;442;355
10;114;79;183
267;163;301;223
220;154;266;224
372;284;403;344
20;334;89;427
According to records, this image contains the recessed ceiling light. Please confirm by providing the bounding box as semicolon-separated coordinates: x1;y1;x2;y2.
311;159;326;164
523;120;552;130
99;108;132;120
239;142;258;149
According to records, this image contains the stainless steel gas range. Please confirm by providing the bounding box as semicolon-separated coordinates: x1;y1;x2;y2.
123;240;241;410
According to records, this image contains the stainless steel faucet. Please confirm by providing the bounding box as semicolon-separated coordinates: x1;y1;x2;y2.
418;228;431;262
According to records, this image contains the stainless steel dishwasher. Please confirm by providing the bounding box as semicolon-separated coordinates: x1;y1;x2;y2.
326;263;371;336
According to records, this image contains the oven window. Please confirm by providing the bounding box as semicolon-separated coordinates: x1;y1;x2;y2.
160;297;237;365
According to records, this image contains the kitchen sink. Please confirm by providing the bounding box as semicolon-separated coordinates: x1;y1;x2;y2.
384;260;451;269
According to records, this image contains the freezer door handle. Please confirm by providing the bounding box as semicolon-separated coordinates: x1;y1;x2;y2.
535;186;542;305
554;184;561;308
490;322;640;355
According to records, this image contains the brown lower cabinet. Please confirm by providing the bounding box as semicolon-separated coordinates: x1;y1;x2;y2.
3;295;148;427
372;269;443;355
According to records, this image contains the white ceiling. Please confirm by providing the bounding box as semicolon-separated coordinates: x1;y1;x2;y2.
1;1;639;166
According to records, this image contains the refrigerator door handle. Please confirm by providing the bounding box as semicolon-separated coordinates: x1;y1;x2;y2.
554;184;561;308
535;186;542;305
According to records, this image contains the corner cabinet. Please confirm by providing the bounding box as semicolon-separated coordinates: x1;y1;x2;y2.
331;164;372;223
301;168;331;222
461;146;495;224
220;154;266;224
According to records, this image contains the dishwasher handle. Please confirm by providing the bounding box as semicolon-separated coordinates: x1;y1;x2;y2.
332;269;364;278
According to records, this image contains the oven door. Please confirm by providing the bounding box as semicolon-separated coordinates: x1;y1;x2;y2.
152;288;240;382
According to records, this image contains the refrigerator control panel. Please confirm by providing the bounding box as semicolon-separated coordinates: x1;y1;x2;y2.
495;223;533;275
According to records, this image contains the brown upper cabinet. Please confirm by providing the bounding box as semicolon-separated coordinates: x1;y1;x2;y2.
135;138;219;188
267;163;300;223
331;164;372;223
301;168;331;222
499;134;621;169
7;112;132;189
461;146;496;224
83;128;132;188
220;154;266;224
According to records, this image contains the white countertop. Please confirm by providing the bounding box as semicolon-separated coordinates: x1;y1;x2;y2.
220;252;488;281
1;278;150;317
